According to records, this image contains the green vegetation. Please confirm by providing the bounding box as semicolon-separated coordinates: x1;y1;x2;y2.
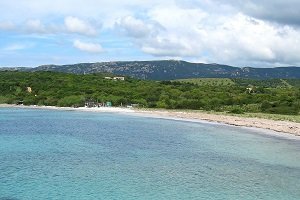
232;78;289;88
236;112;300;123
174;78;235;86
0;71;300;116
228;107;244;114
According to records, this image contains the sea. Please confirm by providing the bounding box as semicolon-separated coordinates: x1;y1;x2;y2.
0;108;299;200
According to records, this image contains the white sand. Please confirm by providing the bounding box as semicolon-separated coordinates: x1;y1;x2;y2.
131;110;300;137
0;104;134;113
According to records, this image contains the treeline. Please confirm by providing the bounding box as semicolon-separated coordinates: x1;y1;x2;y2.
0;71;299;115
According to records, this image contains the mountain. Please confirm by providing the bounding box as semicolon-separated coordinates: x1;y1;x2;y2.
1;60;300;80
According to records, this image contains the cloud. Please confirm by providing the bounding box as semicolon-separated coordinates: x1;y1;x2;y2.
0;21;14;30
3;44;29;51
0;17;98;36
115;6;208;57
1;0;300;67
216;0;300;27
25;19;47;33
116;16;153;38
73;40;103;53
64;16;97;36
140;37;195;57
115;5;300;66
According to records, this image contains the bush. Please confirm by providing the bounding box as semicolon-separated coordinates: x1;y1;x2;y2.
265;106;298;115
261;100;272;111
229;107;244;114
0;96;9;104
261;100;299;115
57;95;85;107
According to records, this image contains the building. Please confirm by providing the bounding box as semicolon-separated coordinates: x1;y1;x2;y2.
85;100;97;108
113;77;125;81
27;87;32;93
104;76;125;81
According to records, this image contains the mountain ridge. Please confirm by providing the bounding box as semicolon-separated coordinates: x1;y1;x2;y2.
1;60;300;80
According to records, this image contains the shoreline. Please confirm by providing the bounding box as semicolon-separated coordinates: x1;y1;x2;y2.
128;110;300;140
1;104;299;137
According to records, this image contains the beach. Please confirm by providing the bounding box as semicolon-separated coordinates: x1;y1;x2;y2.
1;104;299;136
133;109;300;137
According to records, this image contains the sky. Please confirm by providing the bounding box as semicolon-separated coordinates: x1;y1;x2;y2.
0;0;300;68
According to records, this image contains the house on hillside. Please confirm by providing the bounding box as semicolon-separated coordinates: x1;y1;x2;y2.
27;87;32;93
246;85;256;93
113;77;125;81
104;76;125;81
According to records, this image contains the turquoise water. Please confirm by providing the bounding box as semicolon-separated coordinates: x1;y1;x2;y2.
0;108;299;200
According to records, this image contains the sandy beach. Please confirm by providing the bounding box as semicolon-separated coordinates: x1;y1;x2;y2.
1;104;299;136
132;109;300;137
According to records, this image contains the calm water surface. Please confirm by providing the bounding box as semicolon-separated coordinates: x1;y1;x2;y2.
0;108;299;200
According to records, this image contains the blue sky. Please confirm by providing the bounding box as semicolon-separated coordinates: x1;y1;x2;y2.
1;0;300;67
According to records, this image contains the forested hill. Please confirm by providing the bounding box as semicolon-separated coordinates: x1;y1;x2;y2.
1;60;300;80
1;71;300;115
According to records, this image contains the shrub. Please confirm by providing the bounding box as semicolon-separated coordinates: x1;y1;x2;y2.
57;95;85;107
229;107;244;114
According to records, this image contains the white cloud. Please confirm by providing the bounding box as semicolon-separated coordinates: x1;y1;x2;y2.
115;6;208;57
1;0;300;67
3;44;28;51
73;40;103;53
0;21;14;30
141;6;207;57
25;19;47;33
0;17;98;36
115;5;300;66
199;14;300;65
116;16;153;38
64;16;97;36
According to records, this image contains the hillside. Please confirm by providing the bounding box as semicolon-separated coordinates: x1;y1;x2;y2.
0;71;300;115
1;60;300;80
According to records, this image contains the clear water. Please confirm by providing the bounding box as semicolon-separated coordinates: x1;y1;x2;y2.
0;108;299;200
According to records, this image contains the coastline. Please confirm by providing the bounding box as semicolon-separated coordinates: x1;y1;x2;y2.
1;104;299;137
130;110;300;139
